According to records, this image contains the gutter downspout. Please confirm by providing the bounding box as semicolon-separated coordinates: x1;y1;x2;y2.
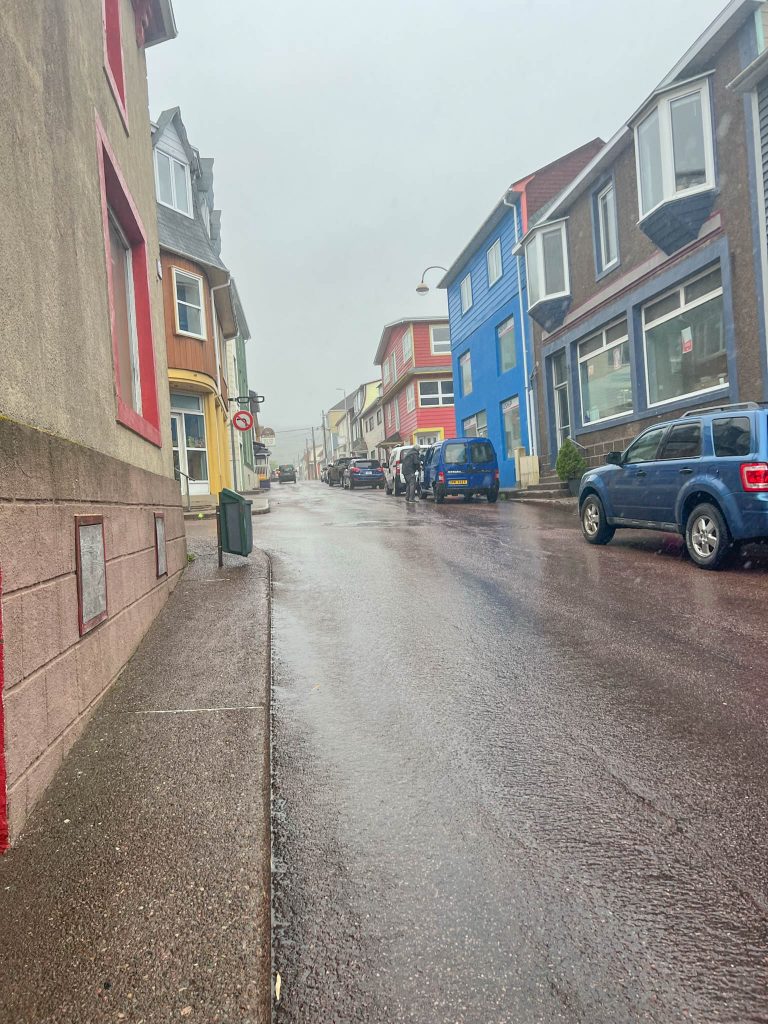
211;278;236;490
503;193;538;456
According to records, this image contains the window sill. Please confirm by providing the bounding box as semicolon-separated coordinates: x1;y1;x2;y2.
595;259;620;283
176;329;208;341
117;399;163;446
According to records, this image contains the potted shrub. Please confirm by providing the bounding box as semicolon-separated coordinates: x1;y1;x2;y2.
556;438;588;497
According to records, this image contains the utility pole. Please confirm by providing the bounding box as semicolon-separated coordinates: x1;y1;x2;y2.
311;424;319;481
321;411;329;470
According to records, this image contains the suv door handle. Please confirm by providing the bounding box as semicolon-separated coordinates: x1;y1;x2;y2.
679;468;693;475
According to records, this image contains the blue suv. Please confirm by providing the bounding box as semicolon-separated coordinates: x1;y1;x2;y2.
578;403;768;569
421;437;500;503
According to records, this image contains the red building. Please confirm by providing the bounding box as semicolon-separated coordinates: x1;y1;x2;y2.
374;318;456;448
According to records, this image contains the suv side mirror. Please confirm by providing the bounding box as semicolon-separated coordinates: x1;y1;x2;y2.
605;451;623;466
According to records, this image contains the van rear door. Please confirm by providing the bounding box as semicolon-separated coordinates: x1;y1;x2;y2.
442;441;470;490
468;440;495;489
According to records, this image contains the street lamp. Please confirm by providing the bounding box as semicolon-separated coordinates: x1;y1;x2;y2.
335;386;348;456
415;265;448;296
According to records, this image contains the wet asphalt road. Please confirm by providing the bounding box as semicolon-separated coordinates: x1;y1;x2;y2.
264;481;768;1024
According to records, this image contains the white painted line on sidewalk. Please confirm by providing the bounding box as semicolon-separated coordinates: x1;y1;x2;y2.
130;705;265;715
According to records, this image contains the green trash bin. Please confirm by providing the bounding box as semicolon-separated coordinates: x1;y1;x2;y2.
219;488;253;556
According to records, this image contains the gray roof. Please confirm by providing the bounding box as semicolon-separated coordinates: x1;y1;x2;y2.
230;279;251;340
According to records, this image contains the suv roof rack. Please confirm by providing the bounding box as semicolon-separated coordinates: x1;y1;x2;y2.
680;402;764;417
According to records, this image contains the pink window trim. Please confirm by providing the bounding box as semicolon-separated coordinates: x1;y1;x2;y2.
102;0;129;131
95;114;162;447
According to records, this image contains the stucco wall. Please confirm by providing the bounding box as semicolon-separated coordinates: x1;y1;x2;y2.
0;0;173;476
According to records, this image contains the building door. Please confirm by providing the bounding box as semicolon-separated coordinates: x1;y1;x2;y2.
170;393;210;495
552;350;570;450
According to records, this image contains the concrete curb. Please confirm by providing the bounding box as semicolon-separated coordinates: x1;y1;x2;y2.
183;500;270;521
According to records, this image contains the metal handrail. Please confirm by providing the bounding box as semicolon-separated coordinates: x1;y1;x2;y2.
174;467;192;511
567;436;588;453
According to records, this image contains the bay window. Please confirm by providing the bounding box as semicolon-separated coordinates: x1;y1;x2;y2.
578;320;632;425
525;221;569;308
635;79;715;219
643;266;726;407
155;149;192;216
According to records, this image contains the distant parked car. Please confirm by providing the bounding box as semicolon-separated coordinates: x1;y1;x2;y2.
327;457;352;486
579;402;768;568
384;445;419;496
343;458;385;490
277;464;297;483
422;438;499;503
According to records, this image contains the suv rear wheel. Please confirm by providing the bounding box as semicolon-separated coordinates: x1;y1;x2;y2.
581;494;615;545
685;502;731;569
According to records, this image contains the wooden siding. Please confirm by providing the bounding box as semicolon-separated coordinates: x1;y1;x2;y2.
156;121;188;164
446;208;523;349
161;253;218;382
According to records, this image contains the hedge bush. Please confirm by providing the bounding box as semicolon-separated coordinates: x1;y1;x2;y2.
555;438;587;481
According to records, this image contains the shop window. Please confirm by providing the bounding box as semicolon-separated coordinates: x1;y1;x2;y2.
578;320;632;424
642;267;726;407
502;396;522;457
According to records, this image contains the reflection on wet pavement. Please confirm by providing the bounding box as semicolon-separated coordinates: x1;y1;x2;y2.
264;483;768;1024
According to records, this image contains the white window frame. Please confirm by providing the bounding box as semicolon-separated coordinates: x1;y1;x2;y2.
383;358;391;387
155;149;193;218
642;267;725;409
406;382;415;412
524;220;570;310
418;379;454;407
487;239;503;287
577;319;632;426
634;78;716;221
460;273;473;313
497;316;516;374
390;351;397;384
108;209;142;414
394;397;400;432
401;327;413;364
596;182;619;272
459;351;472;396
172;268;207;340
430;324;451;355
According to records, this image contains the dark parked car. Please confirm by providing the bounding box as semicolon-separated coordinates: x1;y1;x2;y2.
342;458;385;490
277;464;297;483
579;402;768;568
421;438;500;503
327;457;352;486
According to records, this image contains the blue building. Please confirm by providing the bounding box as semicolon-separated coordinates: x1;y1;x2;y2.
439;141;603;488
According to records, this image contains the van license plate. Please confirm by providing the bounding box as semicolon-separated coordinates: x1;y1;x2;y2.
449;479;468;485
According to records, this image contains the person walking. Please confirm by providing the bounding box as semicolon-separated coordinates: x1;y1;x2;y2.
401;446;421;503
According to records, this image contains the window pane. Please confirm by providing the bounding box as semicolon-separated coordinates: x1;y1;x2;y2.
552;349;568;386
184;413;206;448
463;415;477;437
440;379;454;396
497;317;516;373
599;185;618;267
460;353;472;395
470;441;494;462
178;302;202;336
156;152;173;206
624;426;666;464
671;92;706;192
503;398;521;457
645;292;726;405
176;276;201;306
444;443;468;464
108;215;136;410
420;381;438;395
170;417;179;446
605;320;628;345
658;423;701;460
526;240;540;306
579;333;603;358
171;392;202;411
638;109;664;214
542;228;566;294
461;275;472;312
476;411;488;437
173;160;190;213
713;417;752;457
186;449;209;482
432;326;450;353
580;342;632;423
644;290;680;325
487;240;502;285
685;268;721;304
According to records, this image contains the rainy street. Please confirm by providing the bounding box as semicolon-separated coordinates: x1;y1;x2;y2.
266;482;768;1024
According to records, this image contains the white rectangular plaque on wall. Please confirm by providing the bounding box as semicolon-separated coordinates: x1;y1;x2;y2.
154;512;167;578
75;516;108;635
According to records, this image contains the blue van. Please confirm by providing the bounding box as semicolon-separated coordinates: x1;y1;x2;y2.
421;437;500;503
579;402;768;568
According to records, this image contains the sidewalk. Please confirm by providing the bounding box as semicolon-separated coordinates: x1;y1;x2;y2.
0;532;272;1024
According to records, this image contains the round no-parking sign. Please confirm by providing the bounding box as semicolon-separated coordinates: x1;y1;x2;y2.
233;410;254;432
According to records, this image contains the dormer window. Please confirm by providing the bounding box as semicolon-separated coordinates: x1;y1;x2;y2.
635;79;715;220
155;149;192;216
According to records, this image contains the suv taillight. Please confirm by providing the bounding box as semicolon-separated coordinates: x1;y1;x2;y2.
740;462;768;491
437;471;445;483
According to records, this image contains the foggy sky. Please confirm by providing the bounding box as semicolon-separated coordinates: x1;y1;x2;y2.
148;0;729;461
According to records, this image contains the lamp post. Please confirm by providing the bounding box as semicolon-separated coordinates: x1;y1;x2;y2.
335;386;348;456
415;265;449;296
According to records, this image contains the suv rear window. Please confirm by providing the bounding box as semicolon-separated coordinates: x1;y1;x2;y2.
353;460;380;468
658;423;701;460
713;416;752;457
444;442;467;465
470;441;494;464
279;465;294;471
